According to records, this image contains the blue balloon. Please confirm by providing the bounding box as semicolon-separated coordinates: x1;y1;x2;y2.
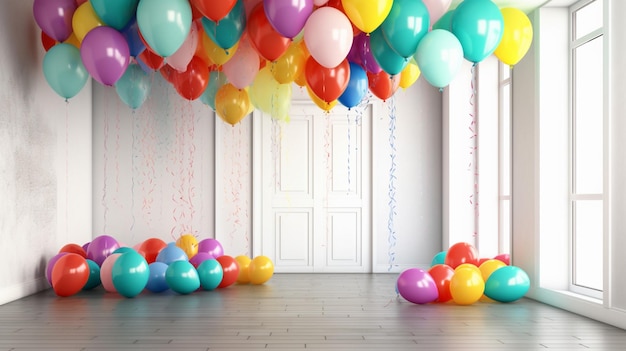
380;0;430;58
484;266;531;303
430;250;447;267
451;0;504;63
43;43;89;99
146;262;170;293
200;71;228;110
414;29;464;89
82;259;101;290
166;261;200;294
121;17;146;57
339;62;368;109
201;0;246;50
111;251;149;298
155;243;188;265
115;63;152;109
197;259;224;291
136;0;192;57
370;28;408;76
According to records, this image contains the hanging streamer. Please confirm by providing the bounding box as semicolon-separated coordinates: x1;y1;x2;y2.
387;96;398;271
469;64;478;241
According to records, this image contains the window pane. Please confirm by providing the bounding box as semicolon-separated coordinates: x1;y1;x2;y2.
574;0;603;40
573;36;603;194
573;200;603;291
500;83;511;196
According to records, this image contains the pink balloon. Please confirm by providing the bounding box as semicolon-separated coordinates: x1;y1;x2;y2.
223;37;260;89
167;22;199;72
100;253;121;293
314;0;329;5
304;7;353;69
80;26;130;86
423;0;452;26
264;0;314;39
33;0;77;42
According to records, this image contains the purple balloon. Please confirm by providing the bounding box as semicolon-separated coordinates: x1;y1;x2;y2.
86;235;120;266
45;252;69;286
189;252;215;268
197;238;224;258
355;33;382;74
33;0;76;42
396;268;439;304
80;26;130;86
264;0;314;39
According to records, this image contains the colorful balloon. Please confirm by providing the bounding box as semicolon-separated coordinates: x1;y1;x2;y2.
198;238;224;257
200;71;228;110
202;0;246;50
72;1;104;42
146;262;169;292
396;268;439;304
303;7;353;69
235;255;252;284
428;264;455;302
450;266;484;305
137;0;192;57
171;56;210;100
51;253;89;297
223;38;260;89
90;0;139;31
479;259;507;282
111;251;149;298
43;43;89;99
484;266;530;303
176;234;199;260
197;259;224;290
115;63;151;109
369;28;408;76
341;0;393;34
165;261;200;294
82;259;102;290
121;17;146;57
414;29;464;89
248;256;274;285
264;0;314;39
191;0;237;22
33;0;77;42
270;41;307;84
422;0;452;26
445;242;479;269
305;57;350;103
380;0;430;59
367;70;400;101
399;58;421;89
451;0;504;63
167;22;199;72
215;83;251;125
338;62;368;109
137;238;167;264
494;8;533;67
86;235;120;267
247;3;290;61
216;255;240;288
80;26;130;86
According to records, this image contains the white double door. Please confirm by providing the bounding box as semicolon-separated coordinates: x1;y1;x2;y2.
255;101;372;272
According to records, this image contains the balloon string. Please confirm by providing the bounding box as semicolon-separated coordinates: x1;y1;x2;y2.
139;105;156;233
387;96;398;271
469;64;479;241
187;106;197;234
346;112;351;193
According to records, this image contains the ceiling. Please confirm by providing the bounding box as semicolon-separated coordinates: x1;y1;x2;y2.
450;0;578;13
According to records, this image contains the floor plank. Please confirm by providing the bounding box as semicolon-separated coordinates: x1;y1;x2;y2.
1;273;625;350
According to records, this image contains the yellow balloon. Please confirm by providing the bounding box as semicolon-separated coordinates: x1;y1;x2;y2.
271;42;307;84
250;66;292;121
450;266;485;305
63;32;81;49
306;85;337;112
341;0;393;34
293;41;311;87
72;2;103;42
202;31;239;66
478;259;507;282
455;263;481;276
399;58;421;89
235;255;252;284
175;234;198;259
494;8;533;67
249;255;274;285
215;83;251;125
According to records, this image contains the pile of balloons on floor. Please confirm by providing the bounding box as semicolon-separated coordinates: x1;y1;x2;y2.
396;242;530;305
46;234;274;298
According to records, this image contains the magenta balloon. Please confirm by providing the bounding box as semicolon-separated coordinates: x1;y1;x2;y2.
354;33;382;74
396;268;439;304
264;0;314;39
45;252;69;286
86;235;120;266
80;26;130;86
189;252;215;268
33;0;77;42
198;238;224;258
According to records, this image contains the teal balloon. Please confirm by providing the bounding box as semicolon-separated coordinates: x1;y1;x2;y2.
484;266;531;303
197;259;224;291
380;0;430;58
201;0;246;50
200;71;228;110
433;10;454;31
42;43;89;99
111;251;149;298
414;29;464;89
136;0;192;57
91;0;139;30
113;247;136;254
82;259;101;290
370;28;408;76
165;260;200;294
115;63;151;109
430;250;447;267
451;0;504;63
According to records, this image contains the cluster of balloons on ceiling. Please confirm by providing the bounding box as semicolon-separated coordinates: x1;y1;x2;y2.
34;0;533;125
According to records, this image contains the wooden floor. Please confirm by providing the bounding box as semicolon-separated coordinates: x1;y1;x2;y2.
1;273;626;350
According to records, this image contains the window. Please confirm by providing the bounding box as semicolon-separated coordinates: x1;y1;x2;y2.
569;0;604;297
499;63;512;255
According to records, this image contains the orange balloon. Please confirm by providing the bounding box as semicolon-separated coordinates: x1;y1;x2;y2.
367;70;400;101
59;243;87;258
215;83;251;125
235;255;252;284
51;253;89;297
270;42;307;84
428;264;455;303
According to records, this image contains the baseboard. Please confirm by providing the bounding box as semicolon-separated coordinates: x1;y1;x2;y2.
0;277;49;306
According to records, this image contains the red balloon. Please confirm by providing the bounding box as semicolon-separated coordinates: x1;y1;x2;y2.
494;253;510;265
367;70;400;101
191;0;237;22
171;56;209;100
305;57;350;103
428;264;455;303
216;255;240;288
138;238;167;264
58;243;87;258
444;242;479;269
41;31;57;51
51;253;89;297
159;64;176;83
138;48;165;71
247;3;290;61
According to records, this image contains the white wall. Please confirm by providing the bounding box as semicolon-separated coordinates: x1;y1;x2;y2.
0;0;92;305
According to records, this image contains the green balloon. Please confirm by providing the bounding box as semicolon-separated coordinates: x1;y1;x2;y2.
484;266;531;303
43;43;89;99
197;259;224;291
136;0;192;57
91;0;140;31
166;261;200;294
111;251;149;298
451;0;504;63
